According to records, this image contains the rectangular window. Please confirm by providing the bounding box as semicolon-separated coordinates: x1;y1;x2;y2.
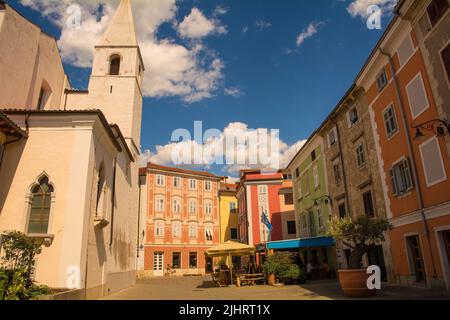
295;167;300;178
173;177;181;188
348;107;359;127
406;236;426;283
205;202;212;215
189;224;197;238
313;165;320;189
390;159;414;197
258;185;268;194
205;228;213;241
328;129;337;146
383;105;398;137
230;228;238;240
363;191;375;218
156;175;165;186
304;173;311;195
172;198;181;213
441;43;450;85
333;159;342;185
356;143;366;168
189;252;197;269
338;203;346;219
317;208;323;229
406;73;429;119
155;222;164;237
397;35;415;67
311;150;317;161
287;221;296;235
155;197;165;212
419;137;447;187
172;222;181;238
230;202;236;211
172;252;181;269
189;179;197;190
284;193;294;205
427;0;449;27
205;181;212;191
377;69;388;91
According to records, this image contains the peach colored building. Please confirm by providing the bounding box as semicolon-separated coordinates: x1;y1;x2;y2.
139;163;221;277
357;0;450;289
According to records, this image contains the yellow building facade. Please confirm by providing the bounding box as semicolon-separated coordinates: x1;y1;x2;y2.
219;183;239;243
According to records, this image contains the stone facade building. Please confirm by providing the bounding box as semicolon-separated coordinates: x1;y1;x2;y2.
318;86;394;282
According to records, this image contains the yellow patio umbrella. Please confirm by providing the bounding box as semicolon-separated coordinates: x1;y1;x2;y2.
206;241;256;286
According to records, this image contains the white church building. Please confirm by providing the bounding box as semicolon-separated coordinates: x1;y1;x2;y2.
0;0;145;299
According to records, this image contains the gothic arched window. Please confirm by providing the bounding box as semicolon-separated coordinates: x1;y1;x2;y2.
28;175;54;234
109;55;121;75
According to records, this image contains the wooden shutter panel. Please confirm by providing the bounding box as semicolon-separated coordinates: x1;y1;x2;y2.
404;159;414;191
390;168;398;196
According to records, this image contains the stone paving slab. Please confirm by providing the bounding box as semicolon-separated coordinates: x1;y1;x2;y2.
101;276;450;300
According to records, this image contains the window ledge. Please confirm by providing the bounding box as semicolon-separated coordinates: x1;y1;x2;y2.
94;217;110;228
27;234;55;247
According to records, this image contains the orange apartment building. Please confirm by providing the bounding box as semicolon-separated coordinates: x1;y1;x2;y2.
237;169;296;266
356;0;450;289
139;163;221;277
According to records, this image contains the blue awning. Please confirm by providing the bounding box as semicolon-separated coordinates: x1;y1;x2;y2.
266;236;335;250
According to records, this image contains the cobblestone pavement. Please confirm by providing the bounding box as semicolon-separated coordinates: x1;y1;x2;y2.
101;276;450;300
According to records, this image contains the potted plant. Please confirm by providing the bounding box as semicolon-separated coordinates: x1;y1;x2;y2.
262;252;293;286
261;255;278;285
279;264;304;285
328;216;391;297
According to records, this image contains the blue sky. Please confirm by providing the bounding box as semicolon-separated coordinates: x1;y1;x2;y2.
9;0;397;178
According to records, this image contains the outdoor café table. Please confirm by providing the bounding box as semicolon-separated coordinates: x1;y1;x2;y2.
237;273;265;286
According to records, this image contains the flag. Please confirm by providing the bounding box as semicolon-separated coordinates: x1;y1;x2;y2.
261;211;273;232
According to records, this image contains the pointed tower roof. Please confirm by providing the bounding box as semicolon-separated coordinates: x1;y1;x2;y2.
98;0;138;46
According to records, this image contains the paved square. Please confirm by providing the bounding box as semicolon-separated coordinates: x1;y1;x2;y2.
101;276;450;300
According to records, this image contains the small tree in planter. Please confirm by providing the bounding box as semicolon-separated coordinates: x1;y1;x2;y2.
328;216;391;297
0;231;51;300
262;252;301;285
279;264;305;285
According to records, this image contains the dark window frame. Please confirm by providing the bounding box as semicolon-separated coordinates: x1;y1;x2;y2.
363;190;375;218
189;252;198;269
172;252;181;269
287;221;296;235
427;0;449;27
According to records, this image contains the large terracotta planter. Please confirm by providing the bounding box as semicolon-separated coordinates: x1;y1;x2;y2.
338;269;376;298
267;273;276;286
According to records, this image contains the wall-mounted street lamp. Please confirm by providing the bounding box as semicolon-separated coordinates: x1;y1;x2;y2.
313;195;333;207
412;119;450;139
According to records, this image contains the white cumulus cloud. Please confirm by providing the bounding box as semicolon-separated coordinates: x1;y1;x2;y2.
347;0;398;18
177;7;227;39
19;0;228;104
139;122;306;175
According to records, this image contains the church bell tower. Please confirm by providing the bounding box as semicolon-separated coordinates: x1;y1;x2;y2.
88;0;145;152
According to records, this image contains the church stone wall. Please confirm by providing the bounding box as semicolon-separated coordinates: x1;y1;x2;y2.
0;5;67;110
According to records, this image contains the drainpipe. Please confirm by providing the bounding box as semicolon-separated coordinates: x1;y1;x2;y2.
331;118;352;217
137;174;142;259
380;48;438;280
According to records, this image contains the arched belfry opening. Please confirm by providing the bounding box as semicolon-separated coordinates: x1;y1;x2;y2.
109;55;121;75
